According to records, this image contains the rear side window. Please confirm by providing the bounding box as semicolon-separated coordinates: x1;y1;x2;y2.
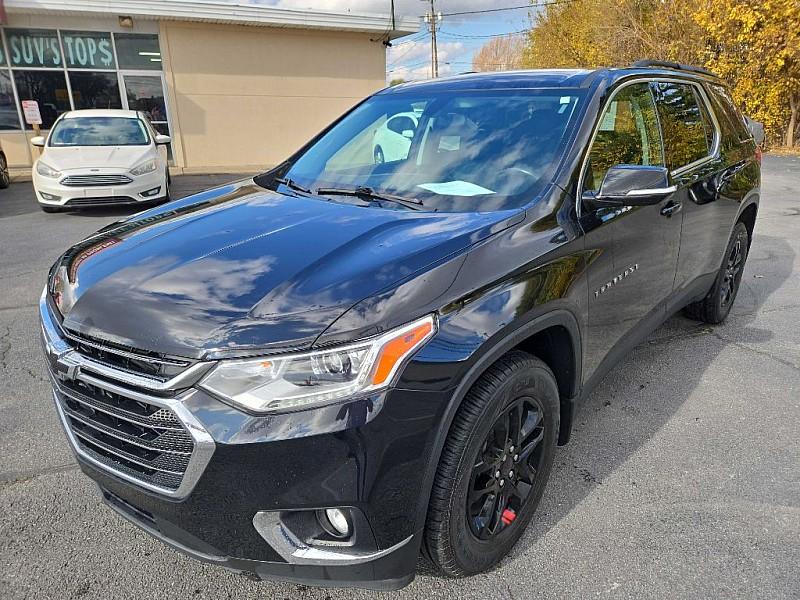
652;82;714;170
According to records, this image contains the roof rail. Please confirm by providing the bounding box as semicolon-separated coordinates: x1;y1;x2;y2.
631;60;718;78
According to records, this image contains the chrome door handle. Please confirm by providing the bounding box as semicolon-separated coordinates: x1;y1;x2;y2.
660;201;682;217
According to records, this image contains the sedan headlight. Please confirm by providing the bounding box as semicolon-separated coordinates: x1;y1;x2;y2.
130;158;158;176
36;161;61;178
199;315;436;413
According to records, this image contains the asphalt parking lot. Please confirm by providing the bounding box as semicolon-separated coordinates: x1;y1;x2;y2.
1;156;799;599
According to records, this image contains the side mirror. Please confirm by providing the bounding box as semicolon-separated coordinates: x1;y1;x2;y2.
31;136;45;147
155;134;171;145
401;129;414;139
584;165;676;207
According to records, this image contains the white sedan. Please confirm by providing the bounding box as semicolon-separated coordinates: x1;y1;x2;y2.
372;111;419;164
32;109;171;213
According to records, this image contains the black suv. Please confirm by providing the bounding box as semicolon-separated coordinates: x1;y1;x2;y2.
40;63;759;590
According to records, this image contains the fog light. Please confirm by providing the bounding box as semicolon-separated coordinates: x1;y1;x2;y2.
321;508;351;538
39;191;61;201
139;186;161;198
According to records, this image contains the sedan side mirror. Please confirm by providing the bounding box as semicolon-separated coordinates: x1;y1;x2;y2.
584;165;676;208
30;136;45;147
401;129;414;139
155;134;171;145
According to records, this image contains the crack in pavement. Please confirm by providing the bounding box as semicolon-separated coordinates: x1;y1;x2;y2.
0;463;79;489
0;324;10;371
711;331;800;372
0;304;37;313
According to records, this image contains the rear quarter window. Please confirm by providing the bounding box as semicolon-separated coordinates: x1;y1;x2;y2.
708;84;752;143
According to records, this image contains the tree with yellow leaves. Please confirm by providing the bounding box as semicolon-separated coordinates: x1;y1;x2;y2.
521;0;800;147
695;0;800;147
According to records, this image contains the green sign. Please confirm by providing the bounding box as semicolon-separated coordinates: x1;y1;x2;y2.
61;31;116;69
7;29;62;67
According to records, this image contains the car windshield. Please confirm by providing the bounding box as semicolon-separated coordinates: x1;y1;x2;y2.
49;117;150;147
269;88;585;212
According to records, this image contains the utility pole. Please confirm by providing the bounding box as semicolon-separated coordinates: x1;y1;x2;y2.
422;0;442;77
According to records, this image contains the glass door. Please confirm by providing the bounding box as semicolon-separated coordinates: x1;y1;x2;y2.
119;72;172;159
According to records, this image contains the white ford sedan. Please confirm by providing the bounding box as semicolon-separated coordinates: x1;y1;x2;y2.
32;109;171;213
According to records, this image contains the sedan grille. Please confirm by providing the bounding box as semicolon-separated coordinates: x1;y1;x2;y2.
60;174;133;187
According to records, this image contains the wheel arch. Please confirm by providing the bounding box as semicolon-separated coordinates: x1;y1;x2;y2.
736;200;758;249
414;309;582;533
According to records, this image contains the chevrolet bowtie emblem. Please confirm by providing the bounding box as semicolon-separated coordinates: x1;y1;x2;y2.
55;353;81;382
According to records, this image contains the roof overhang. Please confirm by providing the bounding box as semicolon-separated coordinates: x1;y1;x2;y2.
4;0;419;38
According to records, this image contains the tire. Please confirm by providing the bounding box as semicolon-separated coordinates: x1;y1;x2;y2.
41;205;62;213
163;170;171;202
424;350;560;577
0;153;9;189
374;146;384;165
684;221;749;324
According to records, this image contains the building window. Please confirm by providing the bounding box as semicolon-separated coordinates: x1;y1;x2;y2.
12;70;70;129
61;31;116;69
0;27;169;147
114;34;162;70
0;72;19;130
6;29;62;68
69;72;122;110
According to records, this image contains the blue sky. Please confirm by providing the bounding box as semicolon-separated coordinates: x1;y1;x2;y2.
241;1;537;81
387;3;535;81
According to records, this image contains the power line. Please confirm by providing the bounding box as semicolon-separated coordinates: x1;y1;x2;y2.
434;0;575;17
437;29;529;39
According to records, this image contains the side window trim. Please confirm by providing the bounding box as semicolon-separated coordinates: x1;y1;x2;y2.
576;76;722;218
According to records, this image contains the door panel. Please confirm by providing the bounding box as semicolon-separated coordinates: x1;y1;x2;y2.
580;82;682;379
648;81;752;305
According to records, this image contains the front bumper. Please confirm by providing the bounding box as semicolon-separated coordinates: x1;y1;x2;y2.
40;292;449;589
33;167;166;208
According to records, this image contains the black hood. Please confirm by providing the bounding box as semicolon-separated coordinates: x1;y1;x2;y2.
49;179;522;358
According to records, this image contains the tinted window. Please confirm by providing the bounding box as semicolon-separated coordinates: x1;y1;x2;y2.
652;82;711;170
114;34;162;70
584;82;663;192
0;72;20;130
13;70;71;129
69;72;122;110
277;90;585;213
50;117;149;146
709;84;751;142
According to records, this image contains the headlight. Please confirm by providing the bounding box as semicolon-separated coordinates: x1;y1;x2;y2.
130;158;157;176
199;314;436;413
36;161;61;178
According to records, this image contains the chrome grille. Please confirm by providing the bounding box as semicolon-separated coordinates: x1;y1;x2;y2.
62;328;193;382
60;174;133;186
40;291;215;498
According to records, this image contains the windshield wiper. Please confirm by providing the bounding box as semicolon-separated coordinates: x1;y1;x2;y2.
275;177;314;196
316;186;424;211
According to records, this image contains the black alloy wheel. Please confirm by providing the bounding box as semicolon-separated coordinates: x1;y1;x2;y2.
720;232;745;309
684;221;749;324
0;153;9;189
424;351;559;577
468;397;545;540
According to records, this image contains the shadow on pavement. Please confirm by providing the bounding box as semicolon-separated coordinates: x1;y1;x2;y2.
489;233;794;571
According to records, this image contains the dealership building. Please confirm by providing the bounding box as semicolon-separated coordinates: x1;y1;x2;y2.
0;0;416;172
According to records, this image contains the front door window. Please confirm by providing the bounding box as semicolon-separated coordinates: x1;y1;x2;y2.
583;82;664;194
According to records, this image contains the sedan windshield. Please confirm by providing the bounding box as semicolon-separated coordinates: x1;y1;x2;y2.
49;117;150;147
270;88;585;212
